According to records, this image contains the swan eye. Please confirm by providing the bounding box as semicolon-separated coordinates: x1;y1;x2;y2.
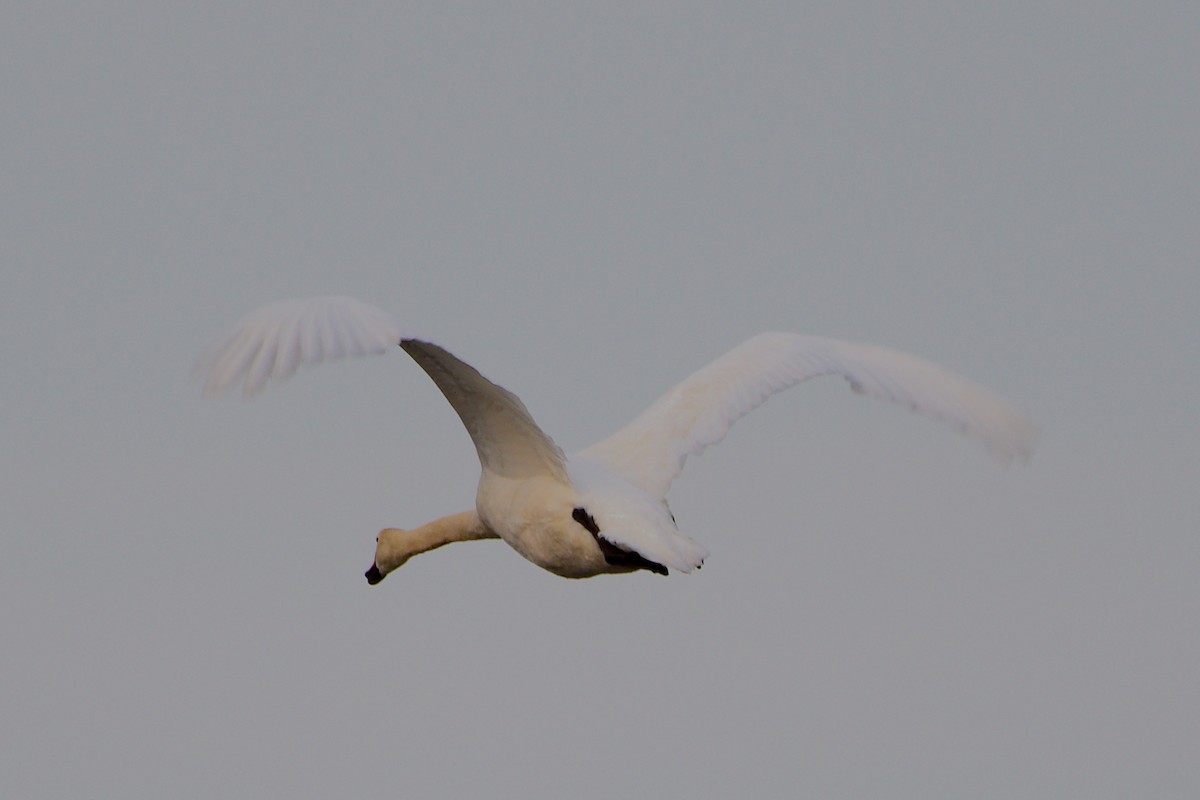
375;536;380;543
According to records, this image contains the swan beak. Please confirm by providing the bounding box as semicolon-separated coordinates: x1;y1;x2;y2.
365;563;385;585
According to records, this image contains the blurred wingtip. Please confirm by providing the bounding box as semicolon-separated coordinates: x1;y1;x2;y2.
195;295;403;400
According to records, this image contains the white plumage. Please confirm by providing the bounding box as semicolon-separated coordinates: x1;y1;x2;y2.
198;295;1035;582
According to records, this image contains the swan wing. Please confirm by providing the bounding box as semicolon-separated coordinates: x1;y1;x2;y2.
580;333;1037;499
400;340;568;482
196;296;404;397
197;296;568;482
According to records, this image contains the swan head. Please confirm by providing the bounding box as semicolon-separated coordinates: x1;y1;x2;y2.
365;527;411;585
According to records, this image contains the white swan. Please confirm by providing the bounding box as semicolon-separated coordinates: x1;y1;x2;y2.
197;296;1036;582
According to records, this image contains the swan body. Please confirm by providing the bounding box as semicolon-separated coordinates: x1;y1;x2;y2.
198;296;1036;582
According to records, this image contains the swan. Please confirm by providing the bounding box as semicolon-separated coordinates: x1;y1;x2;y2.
197;296;1035;583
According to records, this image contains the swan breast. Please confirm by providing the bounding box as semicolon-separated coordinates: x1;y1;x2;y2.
474;473;611;577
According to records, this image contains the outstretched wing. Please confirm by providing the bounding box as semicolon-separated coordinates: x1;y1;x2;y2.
400;340;568;482
197;296;567;482
196;296;403;397
580;333;1037;499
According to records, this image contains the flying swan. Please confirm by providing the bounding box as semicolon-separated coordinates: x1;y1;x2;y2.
198;296;1035;583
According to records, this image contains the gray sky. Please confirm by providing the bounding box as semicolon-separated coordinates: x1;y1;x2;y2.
3;3;1198;797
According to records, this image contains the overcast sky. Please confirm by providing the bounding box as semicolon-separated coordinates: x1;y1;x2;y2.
3;3;1198;798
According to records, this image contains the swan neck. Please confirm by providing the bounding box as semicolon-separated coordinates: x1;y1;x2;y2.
419;510;492;549
373;510;497;581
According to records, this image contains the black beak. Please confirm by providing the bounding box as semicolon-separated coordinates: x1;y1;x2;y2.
365;563;384;585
